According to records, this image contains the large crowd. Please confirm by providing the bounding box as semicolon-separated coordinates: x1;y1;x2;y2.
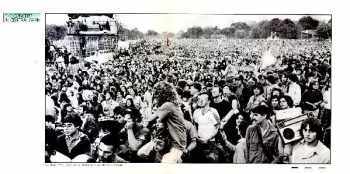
45;38;331;163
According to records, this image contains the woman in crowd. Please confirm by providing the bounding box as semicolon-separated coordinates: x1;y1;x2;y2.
101;91;118;117
245;85;266;113
301;81;324;118
279;95;294;110
45;38;331;163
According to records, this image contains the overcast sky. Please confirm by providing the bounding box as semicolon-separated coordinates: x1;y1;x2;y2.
46;14;331;34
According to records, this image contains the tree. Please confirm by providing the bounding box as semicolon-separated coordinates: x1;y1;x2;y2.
249;20;269;38
182;26;204;38
298;16;320;30
220;27;235;38
261;20;273;38
146;30;159;36
68;13;114;19
278;18;298;39
176;30;185;38
167;32;175;38
46;25;67;41
234;29;249;38
316;22;332;39
120;27;144;40
269;18;282;33
129;28;144;40
250;26;261;38
202;26;220;39
230;22;251;38
230;22;251;31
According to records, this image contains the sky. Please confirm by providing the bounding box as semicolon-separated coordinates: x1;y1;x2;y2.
46;14;331;34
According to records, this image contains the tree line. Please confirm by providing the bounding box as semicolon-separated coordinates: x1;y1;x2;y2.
180;16;331;39
45;16;331;41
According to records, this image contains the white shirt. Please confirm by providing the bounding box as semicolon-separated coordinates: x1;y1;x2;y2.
102;99;118;116
193;107;220;141
143;91;153;106
323;89;331;109
287;82;301;106
291;140;330;164
46;95;56;116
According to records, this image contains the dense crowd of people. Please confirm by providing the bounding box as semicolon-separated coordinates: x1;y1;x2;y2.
45;38;331;163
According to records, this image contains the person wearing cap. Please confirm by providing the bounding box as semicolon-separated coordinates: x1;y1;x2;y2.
54;113;91;160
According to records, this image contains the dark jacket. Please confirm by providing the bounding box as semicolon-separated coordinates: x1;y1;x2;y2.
55;131;91;159
81;115;99;142
246;121;281;163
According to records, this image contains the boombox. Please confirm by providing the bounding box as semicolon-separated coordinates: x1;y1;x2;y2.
276;113;310;144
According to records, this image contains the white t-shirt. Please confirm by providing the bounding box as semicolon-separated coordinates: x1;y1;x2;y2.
193;107;220;141
323;89;331;109
46;95;56;116
291;140;330;164
287;82;301;106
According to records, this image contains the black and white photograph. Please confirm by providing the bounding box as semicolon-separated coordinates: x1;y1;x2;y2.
44;13;332;164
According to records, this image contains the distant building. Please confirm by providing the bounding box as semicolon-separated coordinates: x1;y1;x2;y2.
64;14;119;58
301;30;317;39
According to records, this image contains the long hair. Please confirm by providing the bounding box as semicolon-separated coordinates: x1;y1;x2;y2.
299;117;323;140
153;81;180;107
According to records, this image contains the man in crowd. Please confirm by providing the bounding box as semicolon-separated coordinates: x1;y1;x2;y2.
288;117;330;163
210;86;232;119
46;37;331;163
246;105;281;163
193;92;221;162
147;81;187;163
182;119;198;162
54;113;91;160
189;82;202;112
93;134;129;163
